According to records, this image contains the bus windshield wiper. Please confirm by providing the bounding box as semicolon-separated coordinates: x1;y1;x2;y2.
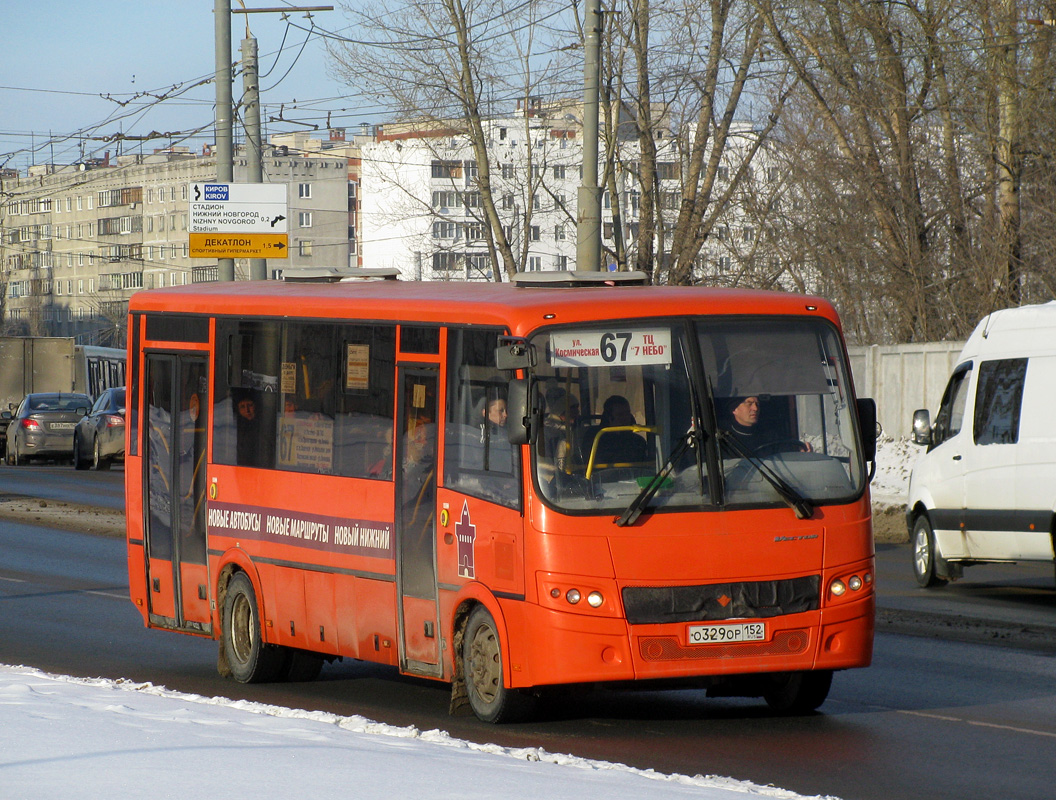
717;431;815;520
615;426;701;527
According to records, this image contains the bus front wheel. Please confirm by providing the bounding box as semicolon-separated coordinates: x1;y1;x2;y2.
763;669;832;714
462;605;533;723
222;572;285;683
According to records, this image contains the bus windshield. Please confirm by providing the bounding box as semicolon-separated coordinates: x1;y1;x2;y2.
531;317;865;515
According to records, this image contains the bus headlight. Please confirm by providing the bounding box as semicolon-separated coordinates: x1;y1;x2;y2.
587;591;604;608
848;575;863;591
830;579;847;596
565;589;582;605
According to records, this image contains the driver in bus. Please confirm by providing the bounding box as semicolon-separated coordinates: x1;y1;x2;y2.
722;395;811;455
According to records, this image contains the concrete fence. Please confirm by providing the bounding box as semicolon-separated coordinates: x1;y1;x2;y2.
847;341;965;438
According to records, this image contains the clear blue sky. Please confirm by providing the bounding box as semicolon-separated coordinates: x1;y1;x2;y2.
0;1;372;171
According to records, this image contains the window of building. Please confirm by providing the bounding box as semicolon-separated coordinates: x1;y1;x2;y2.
298;183;312;199
465;222;485;241
501;194;515;210
555;255;568;271
433;221;459;240
298;240;313;257
657;162;679;180
299;211;313;228
554;224;566;241
501;163;514;180
553;165;566;179
433;252;461;272
430;160;462;179
530;225;541;242
528;256;542;271
432;191;459;209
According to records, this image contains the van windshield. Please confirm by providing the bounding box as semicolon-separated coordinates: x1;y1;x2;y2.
530;317;865;515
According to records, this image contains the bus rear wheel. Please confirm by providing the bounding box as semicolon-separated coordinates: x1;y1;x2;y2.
462;605;533;723
222;572;285;683
763;670;832;714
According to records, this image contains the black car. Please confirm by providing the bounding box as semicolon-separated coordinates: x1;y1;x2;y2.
5;392;92;465
73;387;126;471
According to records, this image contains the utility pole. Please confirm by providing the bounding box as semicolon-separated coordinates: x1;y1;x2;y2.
242;35;267;280
215;0;235;281
214;3;333;282
576;0;603;272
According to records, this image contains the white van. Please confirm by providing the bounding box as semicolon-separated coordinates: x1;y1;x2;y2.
907;302;1056;587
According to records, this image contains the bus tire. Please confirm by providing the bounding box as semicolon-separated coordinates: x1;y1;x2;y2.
911;515;947;588
462;605;533;724
764;670;832;714
283;649;325;682
222;572;284;683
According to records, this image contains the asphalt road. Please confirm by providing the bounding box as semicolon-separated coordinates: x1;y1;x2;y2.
1;468;1055;800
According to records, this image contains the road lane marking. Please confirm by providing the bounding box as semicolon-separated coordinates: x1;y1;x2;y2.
899;709;1056;739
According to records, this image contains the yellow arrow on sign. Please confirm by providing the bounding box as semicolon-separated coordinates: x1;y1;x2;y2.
189;233;289;259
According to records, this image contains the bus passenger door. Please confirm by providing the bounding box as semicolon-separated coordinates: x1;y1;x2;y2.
395;367;442;676
144;353;212;634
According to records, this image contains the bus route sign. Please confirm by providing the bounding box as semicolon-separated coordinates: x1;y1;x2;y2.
188;183;289;258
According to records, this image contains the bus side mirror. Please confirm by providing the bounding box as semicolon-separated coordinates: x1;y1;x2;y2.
506;378;539;446
856;398;877;461
495;337;534;371
912;409;931;446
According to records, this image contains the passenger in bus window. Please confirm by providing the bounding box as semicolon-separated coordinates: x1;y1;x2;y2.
542;386;579;473
592;395;649;465
480;396;508;441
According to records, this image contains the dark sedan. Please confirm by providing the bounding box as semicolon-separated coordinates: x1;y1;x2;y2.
73;387;126;471
5;392;92;465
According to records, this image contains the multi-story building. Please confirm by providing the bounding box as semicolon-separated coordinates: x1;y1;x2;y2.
0;143;351;340
358;100;789;285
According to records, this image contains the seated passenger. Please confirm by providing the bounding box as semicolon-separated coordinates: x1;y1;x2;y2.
592;395;649;465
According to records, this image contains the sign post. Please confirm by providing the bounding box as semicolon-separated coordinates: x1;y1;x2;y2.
189;182;289;260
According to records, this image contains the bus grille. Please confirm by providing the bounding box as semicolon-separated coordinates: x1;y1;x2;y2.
622;576;819;625
638;630;811;662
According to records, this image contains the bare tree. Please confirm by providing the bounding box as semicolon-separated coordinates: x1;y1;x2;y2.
601;0;789;284
329;0;565;280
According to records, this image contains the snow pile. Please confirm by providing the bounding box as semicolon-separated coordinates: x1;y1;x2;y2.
870;435;921;509
0;665;839;800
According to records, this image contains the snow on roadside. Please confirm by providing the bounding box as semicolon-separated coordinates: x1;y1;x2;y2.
870;435;920;510
0;664;839;800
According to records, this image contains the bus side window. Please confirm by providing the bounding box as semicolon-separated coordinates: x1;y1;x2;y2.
444;328;520;509
334;324;396;479
213;319;280;469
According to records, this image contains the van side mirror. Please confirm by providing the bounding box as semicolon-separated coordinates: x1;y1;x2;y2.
856;398;877;461
912;409;932;446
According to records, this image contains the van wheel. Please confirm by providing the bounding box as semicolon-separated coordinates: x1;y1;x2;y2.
222;572;285;683
912;516;947;588
462;605;534;723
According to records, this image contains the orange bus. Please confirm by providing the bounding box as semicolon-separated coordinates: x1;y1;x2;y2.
125;272;877;722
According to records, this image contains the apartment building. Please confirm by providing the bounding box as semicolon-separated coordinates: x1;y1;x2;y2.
358;102;785;284
0;144;350;340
